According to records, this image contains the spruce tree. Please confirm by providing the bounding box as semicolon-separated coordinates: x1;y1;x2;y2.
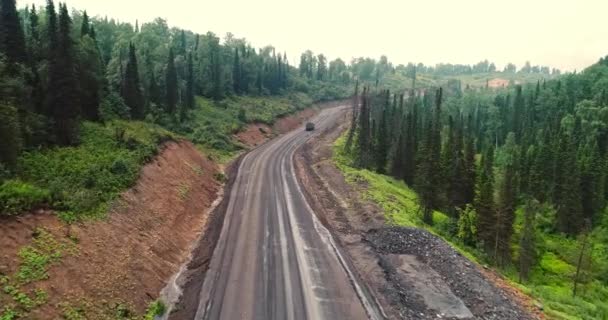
494;161;516;266
0;0;27;67
356;87;372;168
519;198;538;282
416;88;443;224
463;114;477;205
185;52;195;110
80;10;90;37
555;130;583;235
375;92;390;173
476;144;495;251
344;81;359;153
48;3;80;145
232;47;241;94
121;43;145;119
165;48;178;115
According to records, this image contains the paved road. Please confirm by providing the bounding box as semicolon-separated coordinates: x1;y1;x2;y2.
195;106;381;320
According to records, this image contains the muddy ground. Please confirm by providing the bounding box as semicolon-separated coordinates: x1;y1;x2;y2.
294;109;541;320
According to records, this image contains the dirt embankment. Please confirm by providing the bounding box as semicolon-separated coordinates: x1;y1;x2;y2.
0;141;222;318
235;108;320;149
294;110;540;320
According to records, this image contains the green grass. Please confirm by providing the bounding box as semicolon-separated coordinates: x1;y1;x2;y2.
332;133;608;320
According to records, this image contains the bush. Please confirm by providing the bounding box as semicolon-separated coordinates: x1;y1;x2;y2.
99;92;130;121
145;300;166;320
0;180;50;215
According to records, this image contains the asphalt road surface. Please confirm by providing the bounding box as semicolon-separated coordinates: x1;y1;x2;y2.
195;106;381;320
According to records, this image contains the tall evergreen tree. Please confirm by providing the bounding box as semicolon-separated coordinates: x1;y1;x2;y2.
494;161;516;266
463;114;477;205
47;3;80;145
0;0;27;67
185;52;195;110
416;88;443;224
375;91;390;173
165;48;178;115
121;43;145;119
476;144;495;250
519;199;538;282
356;87;372;168
232;47;241;94
80;10;90;37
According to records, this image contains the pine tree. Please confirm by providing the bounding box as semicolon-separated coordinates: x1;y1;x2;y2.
375;91;390;173
494;161;517;266
555;130;583;235
80;10;90;37
463;114;477;205
580;142;605;224
391;114;407;179
356;87;372;168
476;144;495;251
78;33;102;121
344;81;359;153
519;199;538;283
47;3;80;145
416;88;443;225
165;48;178;115
185;52;195;110
121;43;145;119
232;47;241;94
0;0;27;67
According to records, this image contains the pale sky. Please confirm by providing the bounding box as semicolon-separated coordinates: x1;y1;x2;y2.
18;0;608;72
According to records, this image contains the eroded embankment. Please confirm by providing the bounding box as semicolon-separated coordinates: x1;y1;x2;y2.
0;141;221;318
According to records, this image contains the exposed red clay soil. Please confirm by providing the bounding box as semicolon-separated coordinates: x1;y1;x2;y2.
0;141;221;318
273;108;318;134
235;108;319;149
235;123;272;148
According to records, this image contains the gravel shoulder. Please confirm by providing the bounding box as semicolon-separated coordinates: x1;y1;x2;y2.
293;109;540;320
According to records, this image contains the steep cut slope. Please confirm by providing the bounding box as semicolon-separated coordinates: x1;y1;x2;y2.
0;141;221;318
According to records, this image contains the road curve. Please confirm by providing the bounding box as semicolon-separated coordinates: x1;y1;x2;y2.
194;106;380;320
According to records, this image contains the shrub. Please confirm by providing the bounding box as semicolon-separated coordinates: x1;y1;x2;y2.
0;180;50;215
145;300;166;319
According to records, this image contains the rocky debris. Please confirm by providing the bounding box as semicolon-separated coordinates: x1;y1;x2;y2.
366;227;532;320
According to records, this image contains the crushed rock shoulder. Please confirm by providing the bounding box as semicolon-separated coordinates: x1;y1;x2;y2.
366;227;533;320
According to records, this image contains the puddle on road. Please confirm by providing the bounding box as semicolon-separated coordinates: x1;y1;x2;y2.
385;254;474;319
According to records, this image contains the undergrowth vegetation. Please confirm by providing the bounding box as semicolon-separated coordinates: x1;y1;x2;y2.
333;134;608;320
0;121;175;220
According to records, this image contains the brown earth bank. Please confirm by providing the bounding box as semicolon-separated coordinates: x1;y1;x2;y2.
235;107;321;149
293;109;541;320
0;141;221;318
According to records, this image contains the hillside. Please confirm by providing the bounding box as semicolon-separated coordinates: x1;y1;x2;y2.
340;57;608;319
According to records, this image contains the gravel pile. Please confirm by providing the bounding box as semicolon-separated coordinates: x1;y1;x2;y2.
365;227;532;320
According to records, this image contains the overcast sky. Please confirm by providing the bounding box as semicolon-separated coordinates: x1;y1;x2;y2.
18;0;608;71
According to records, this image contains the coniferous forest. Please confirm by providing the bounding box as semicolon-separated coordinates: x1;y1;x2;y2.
342;58;608;317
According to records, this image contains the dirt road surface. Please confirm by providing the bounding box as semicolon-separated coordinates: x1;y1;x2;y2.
194;106;383;320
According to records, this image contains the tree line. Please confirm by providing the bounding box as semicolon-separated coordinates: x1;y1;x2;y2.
0;0;355;173
346;58;608;278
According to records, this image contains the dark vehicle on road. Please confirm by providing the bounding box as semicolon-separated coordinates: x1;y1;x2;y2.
306;122;315;131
